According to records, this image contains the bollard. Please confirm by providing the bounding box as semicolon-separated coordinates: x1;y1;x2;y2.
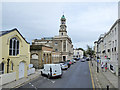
107;85;109;90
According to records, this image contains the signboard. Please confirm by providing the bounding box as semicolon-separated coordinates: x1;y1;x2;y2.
29;64;33;68
97;59;99;63
105;56;107;59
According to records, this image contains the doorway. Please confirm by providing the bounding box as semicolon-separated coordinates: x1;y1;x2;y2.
19;62;25;79
63;56;66;62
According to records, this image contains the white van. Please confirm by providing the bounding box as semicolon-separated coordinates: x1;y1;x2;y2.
41;64;62;78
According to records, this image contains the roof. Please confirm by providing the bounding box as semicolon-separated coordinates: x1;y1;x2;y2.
0;29;15;37
30;45;53;50
0;28;30;44
30;45;42;50
43;37;53;40
62;15;65;18
61;15;65;19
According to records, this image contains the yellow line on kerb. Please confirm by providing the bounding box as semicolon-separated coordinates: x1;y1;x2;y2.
89;62;95;90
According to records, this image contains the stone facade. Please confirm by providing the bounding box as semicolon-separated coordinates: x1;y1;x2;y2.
73;49;83;59
52;51;61;63
95;19;120;76
30;45;52;69
0;28;30;80
32;15;73;62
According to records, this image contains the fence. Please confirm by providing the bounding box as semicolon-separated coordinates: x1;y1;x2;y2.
27;68;35;76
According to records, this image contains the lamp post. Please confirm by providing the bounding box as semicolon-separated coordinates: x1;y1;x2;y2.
97;57;99;73
7;58;10;73
97;43;99;73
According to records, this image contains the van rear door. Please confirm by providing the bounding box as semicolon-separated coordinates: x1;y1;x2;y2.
52;64;62;76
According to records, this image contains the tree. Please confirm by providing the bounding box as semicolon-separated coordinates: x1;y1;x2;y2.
86;45;95;58
77;48;84;51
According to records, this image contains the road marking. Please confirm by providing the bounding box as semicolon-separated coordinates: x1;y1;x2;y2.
32;85;34;87
44;77;46;79
51;80;55;83
89;62;95;90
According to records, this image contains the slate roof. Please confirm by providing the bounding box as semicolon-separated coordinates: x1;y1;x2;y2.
0;29;15;37
0;28;30;44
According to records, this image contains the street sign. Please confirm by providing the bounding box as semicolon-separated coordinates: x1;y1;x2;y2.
97;59;99;63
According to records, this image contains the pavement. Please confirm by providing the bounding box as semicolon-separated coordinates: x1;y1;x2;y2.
89;60;118;89
16;60;93;89
2;69;41;89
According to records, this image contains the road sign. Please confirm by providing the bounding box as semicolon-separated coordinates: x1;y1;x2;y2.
97;59;99;63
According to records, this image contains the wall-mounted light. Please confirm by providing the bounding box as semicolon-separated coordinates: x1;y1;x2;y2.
2;58;4;60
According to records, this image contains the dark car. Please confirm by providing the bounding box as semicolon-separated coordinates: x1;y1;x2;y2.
81;59;85;62
86;58;90;61
74;58;79;61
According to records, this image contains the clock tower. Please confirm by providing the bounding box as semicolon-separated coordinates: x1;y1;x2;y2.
59;15;67;36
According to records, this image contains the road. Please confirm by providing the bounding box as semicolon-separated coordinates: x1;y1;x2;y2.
17;60;93;89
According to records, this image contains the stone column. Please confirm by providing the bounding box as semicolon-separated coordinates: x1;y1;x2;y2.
62;40;63;52
44;54;46;64
66;40;67;52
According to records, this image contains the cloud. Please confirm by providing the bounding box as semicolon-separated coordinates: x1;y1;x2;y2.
2;2;118;49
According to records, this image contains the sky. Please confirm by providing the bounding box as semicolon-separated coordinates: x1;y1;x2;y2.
1;2;118;50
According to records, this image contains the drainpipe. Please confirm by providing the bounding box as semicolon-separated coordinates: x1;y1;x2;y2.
7;58;10;73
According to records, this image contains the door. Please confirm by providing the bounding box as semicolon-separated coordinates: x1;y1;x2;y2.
63;56;66;62
19;62;25;79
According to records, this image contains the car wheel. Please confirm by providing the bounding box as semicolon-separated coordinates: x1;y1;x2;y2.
59;75;62;78
41;71;43;76
48;74;51;79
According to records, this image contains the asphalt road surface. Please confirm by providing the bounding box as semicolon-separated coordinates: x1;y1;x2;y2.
17;60;93;89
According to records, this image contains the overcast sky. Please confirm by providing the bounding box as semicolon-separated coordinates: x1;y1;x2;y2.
2;2;118;50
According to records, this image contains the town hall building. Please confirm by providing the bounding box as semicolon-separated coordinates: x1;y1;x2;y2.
32;15;73;62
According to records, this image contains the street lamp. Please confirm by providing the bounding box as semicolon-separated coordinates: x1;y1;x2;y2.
97;43;99;73
97;57;99;73
7;58;10;73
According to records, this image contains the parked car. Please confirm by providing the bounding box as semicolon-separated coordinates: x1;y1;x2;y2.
70;59;74;64
73;60;76;63
66;60;72;68
74;58;80;61
86;57;90;61
41;64;62;78
81;59;85;62
61;63;68;70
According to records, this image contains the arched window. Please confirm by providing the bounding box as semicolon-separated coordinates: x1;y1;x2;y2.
9;37;19;56
31;54;38;59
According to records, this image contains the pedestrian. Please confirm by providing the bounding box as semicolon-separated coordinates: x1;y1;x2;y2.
101;62;104;72
105;63;107;72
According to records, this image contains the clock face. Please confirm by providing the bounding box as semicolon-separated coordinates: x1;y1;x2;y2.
61;26;64;29
62;21;65;24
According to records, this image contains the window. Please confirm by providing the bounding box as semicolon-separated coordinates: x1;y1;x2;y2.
9;37;19;56
55;49;58;52
115;28;116;35
63;41;66;51
61;33;63;36
32;54;38;59
55;42;58;46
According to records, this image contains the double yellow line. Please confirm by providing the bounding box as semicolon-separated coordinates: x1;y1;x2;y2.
89;62;95;90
